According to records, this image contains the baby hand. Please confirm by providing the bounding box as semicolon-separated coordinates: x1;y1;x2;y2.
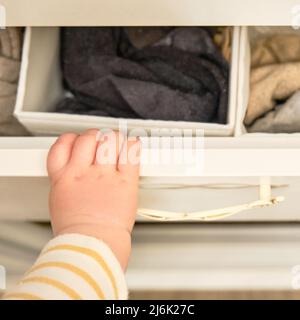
47;129;141;269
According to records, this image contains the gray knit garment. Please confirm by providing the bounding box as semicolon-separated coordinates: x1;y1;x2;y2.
56;27;229;124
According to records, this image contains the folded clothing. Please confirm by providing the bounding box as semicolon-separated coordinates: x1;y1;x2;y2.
244;30;300;131
244;62;300;126
214;26;232;62
0;28;29;136
251;34;300;68
124;27;173;49
56;27;229;124
0;27;22;60
248;91;300;133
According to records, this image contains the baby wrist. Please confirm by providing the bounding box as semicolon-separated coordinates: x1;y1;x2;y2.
56;224;132;270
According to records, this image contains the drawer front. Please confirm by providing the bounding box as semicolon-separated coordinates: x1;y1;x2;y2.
0;176;299;222
2;0;299;26
2;137;300;177
1;137;300;221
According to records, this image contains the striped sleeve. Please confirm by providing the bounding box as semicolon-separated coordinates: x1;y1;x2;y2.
3;234;128;300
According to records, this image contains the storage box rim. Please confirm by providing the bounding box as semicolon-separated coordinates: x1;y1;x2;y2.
14;27;31;114
14;26;240;136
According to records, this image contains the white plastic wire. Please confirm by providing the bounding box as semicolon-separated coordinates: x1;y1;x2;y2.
138;178;285;222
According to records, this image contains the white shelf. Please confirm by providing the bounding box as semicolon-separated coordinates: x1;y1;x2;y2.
2;0;299;26
1;137;300;177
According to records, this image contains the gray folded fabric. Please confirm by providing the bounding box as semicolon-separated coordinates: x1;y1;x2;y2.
0;80;18;121
0;56;20;83
56;27;229;124
0;95;17;122
0;28;29;136
0;116;29;136
247;91;300;133
0;80;17;95
124;27;173;49
0;27;22;60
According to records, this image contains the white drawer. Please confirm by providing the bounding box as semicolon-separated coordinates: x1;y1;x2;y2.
1;176;300;222
2;23;300;222
2;0;298;26
2;222;300;291
2;137;300;177
1;136;300;222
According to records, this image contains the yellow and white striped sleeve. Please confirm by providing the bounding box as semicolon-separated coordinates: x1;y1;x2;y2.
3;234;128;300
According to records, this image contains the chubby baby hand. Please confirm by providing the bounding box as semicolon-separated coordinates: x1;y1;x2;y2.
47;129;141;269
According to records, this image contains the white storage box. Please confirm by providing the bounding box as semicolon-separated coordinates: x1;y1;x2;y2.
14;27;240;136
235;26;300;137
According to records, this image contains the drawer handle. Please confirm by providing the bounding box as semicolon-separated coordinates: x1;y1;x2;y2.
138;177;285;221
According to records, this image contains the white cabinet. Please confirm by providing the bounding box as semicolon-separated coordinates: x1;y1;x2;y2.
1;0;300;292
